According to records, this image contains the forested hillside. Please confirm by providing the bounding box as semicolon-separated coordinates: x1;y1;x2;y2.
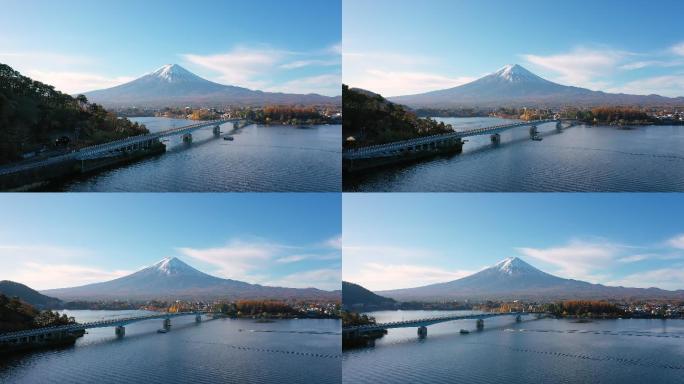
342;84;452;148
0;294;75;333
0;63;148;165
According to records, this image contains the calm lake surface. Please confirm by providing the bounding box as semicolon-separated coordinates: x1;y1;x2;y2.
0;310;341;384
343;310;684;384
344;117;684;192
54;117;341;192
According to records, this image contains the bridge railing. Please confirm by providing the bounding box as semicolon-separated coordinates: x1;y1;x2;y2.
0;120;244;175
344;120;558;157
0;311;213;341
344;312;540;332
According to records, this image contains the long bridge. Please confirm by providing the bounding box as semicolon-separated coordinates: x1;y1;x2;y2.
344;119;573;161
0;119;248;176
0;311;213;346
344;311;544;339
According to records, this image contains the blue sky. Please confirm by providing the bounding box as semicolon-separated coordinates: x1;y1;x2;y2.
344;194;684;291
0;194;341;290
0;0;341;95
344;0;684;96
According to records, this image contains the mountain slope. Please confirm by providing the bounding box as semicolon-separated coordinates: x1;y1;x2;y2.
83;64;339;108
0;280;62;309
42;257;338;301
390;64;684;108
378;257;684;301
342;281;396;309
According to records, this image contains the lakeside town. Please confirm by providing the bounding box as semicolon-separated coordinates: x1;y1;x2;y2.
116;105;343;126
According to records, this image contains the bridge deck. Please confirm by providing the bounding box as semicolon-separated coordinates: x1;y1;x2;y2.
344;312;535;333
0;119;242;176
0;311;211;341
344;119;560;159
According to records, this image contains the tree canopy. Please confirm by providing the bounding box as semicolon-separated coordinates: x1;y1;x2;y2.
0;63;148;165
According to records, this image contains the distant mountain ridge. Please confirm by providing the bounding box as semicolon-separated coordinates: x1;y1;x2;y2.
342;281;396;310
42;257;339;301
389;64;684;108
82;64;340;108
378;257;684;302
0;280;62;309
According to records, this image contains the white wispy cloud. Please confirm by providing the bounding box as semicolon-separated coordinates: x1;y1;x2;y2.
606;74;684;97
670;41;684;56
668;234;684;249
516;239;626;283
0;244;136;289
606;267;684;290
176;237;340;289
352;263;474;291
182;44;340;95
25;70;135;94
183;46;286;90
176;239;284;281
264;73;341;96
264;268;341;291
11;263;133;291
280;59;339;70
275;254;313;263
522;47;629;90
0;51;134;94
0;51;95;67
343;51;476;96
325;235;342;250
342;244;477;290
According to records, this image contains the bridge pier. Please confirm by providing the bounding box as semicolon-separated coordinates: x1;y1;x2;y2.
182;133;192;143
516;315;522;323
115;326;125;337
556;121;562;131
195;314;202;323
476;319;484;331
213;125;221;136
417;326;428;338
529;125;538;138
490;133;501;145
163;318;171;330
234;122;239;130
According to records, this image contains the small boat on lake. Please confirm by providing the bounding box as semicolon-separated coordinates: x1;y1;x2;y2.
460;329;470;334
157;329;169;333
224;136;234;141
531;136;543;141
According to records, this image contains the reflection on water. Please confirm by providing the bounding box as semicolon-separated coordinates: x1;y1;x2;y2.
0;310;341;384
343;310;684;384
344;117;684;192
54;118;341;192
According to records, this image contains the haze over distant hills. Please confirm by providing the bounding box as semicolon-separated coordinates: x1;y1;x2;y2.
377;257;684;302
41;257;339;301
82;64;340;108
389;64;684;108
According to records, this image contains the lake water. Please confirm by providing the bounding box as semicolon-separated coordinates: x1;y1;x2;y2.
53;117;341;192
343;310;684;384
344;117;684;192
0;310;341;384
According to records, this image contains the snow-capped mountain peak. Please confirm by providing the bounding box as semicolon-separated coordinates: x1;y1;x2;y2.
493;257;535;275
149;256;195;276
148;64;197;83
492;64;538;83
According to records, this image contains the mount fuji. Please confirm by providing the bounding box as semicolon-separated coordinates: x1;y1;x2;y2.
389;64;684;108
41;257;338;301
377;257;684;302
82;64;339;108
